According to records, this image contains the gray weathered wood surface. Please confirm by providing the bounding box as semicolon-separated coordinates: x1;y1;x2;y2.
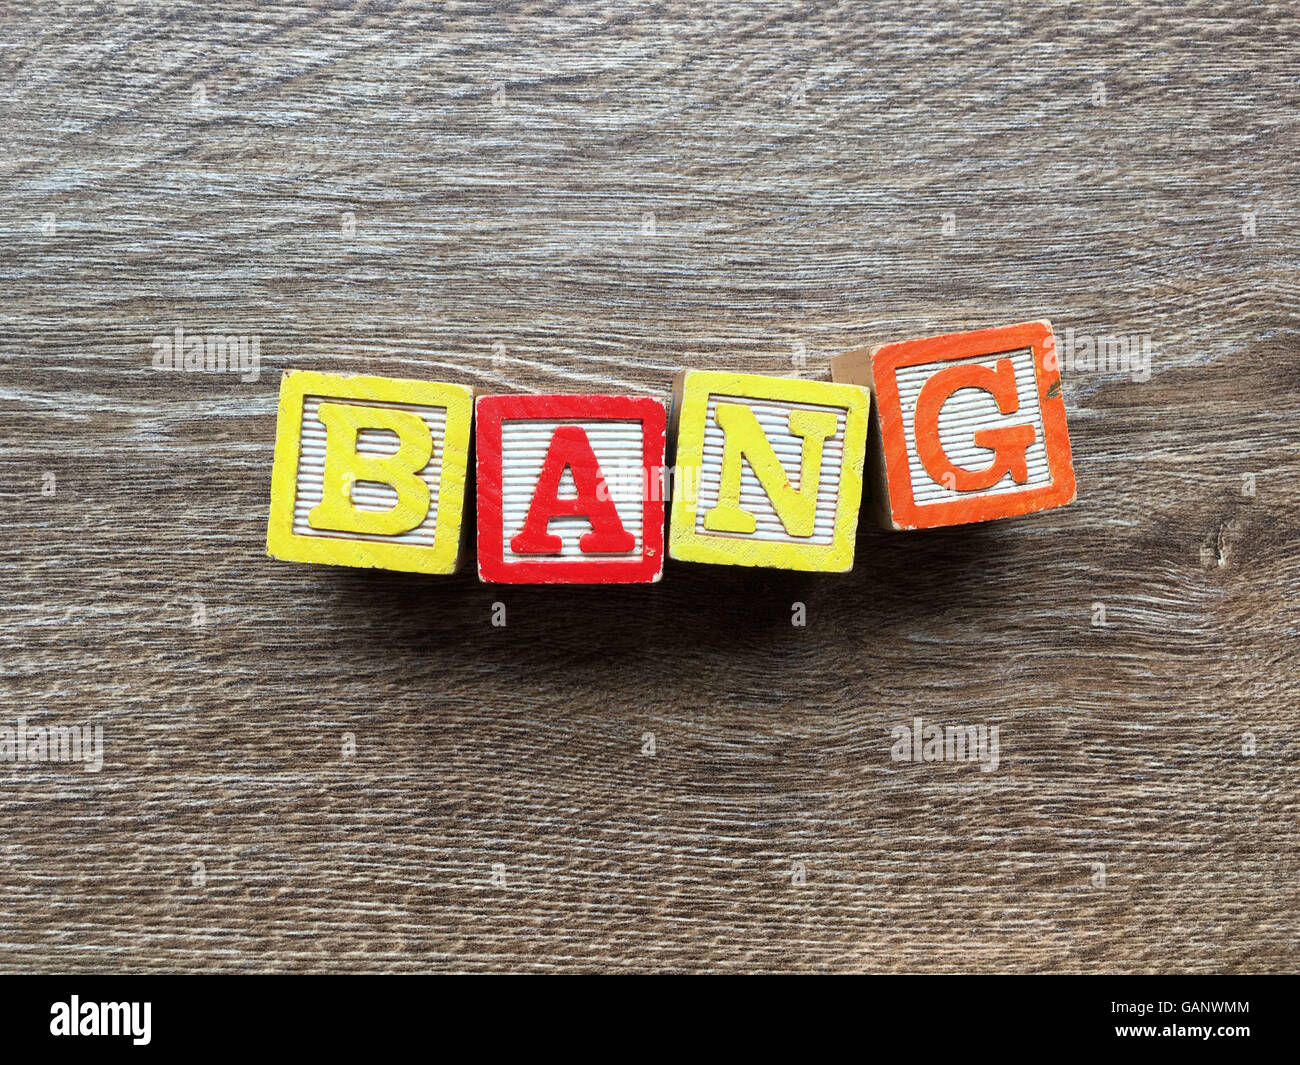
1;1;1296;973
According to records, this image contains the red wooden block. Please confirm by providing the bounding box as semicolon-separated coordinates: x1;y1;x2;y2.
476;394;667;584
831;320;1076;529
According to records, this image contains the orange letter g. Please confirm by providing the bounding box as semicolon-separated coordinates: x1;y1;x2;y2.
914;358;1035;492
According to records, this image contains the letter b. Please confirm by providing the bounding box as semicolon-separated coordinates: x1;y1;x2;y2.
308;403;433;536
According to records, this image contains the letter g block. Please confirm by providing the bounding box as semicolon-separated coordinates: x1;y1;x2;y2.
267;370;473;573
831;320;1075;530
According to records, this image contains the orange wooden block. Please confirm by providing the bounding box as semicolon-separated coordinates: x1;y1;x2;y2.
831;320;1075;530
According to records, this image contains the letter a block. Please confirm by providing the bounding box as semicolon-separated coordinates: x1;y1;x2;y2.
668;371;869;572
475;394;667;584
266;370;473;573
831;320;1075;530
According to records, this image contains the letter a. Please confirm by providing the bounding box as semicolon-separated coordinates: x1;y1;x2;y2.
510;426;634;554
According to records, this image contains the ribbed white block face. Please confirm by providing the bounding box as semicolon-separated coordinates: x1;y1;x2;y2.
500;419;647;562
292;396;445;545
694;395;847;545
892;348;1051;505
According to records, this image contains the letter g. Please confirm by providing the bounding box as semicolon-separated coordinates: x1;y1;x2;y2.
914;358;1035;492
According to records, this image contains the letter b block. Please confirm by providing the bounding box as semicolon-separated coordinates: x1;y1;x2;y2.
831;320;1075;530
476;394;667;584
668;371;870;571
266;371;473;572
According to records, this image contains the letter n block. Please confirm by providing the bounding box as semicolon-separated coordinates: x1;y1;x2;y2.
475;394;667;584
831;320;1076;530
266;371;473;573
668;371;870;571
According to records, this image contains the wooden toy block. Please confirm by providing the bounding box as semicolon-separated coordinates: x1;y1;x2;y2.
831;320;1076;530
667;370;870;572
266;370;473;573
475;393;667;584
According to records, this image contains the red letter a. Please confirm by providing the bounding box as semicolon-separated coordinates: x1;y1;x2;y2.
510;426;635;554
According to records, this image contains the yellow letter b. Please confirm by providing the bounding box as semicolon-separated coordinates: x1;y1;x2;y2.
308;403;433;536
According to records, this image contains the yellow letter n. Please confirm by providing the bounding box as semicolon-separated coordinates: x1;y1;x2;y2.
308;403;433;536
703;403;837;538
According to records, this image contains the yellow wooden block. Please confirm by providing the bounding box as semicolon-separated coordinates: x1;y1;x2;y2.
266;370;473;574
668;370;870;572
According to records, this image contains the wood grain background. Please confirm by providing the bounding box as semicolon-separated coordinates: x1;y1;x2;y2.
1;0;1296;973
